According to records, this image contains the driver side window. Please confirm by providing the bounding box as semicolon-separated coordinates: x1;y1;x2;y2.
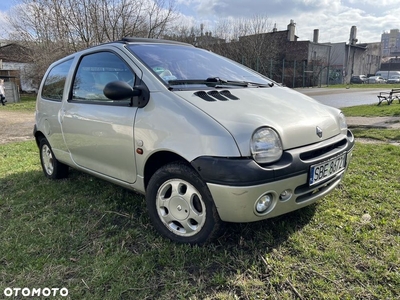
72;51;135;104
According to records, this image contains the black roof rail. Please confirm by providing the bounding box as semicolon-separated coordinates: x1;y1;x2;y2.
121;37;193;47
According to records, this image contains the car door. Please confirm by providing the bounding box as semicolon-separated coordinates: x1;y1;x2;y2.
60;50;139;183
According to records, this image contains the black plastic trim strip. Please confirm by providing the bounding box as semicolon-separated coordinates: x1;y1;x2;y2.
191;131;355;187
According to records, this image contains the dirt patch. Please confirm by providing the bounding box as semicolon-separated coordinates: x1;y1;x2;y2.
356;138;400;146
0;111;35;144
347;116;400;129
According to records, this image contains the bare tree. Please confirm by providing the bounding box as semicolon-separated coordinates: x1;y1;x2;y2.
145;0;177;38
6;0;178;88
307;43;333;86
164;24;199;44
164;15;282;82
204;15;278;76
214;15;272;42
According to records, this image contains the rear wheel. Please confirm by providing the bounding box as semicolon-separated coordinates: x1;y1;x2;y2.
39;138;69;179
146;162;221;244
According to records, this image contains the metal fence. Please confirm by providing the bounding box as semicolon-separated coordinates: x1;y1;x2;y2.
238;57;345;88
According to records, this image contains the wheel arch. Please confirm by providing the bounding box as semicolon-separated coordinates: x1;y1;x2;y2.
34;128;46;148
143;151;192;190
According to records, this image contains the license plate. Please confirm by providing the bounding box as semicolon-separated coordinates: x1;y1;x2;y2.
309;153;347;186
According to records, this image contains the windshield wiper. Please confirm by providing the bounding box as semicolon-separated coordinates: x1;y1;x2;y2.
207;77;274;88
205;77;249;87
168;77;273;89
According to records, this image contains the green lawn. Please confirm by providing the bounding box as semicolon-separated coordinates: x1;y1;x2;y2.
1;93;399;299
341;103;400;117
2;94;37;112
1;140;399;299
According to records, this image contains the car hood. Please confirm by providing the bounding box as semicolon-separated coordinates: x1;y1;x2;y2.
173;86;342;156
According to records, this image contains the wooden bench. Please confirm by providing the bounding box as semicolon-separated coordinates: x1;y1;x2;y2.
377;88;400;105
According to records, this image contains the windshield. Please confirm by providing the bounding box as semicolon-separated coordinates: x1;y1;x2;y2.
127;44;273;88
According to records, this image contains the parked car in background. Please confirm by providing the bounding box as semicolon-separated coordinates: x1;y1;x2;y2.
365;76;386;84
386;75;400;84
350;75;367;84
34;38;355;244
375;70;400;80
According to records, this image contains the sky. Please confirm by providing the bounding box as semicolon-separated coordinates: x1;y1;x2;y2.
175;0;400;43
0;0;399;43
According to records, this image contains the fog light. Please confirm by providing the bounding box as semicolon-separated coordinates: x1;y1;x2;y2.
279;189;293;201
256;193;273;213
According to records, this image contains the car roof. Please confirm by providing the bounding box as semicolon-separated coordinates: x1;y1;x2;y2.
48;37;196;69
120;37;193;47
76;37;194;53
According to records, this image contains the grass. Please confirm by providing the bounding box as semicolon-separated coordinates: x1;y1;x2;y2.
350;128;400;141
341;103;400;117
1;91;400;299
1;140;399;299
2;94;37;112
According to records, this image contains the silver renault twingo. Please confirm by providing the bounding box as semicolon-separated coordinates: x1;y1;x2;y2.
34;38;355;244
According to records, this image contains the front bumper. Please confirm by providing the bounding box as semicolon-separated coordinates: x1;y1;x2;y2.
191;130;355;222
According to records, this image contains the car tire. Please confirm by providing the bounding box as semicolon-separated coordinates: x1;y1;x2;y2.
146;162;222;244
39;138;69;179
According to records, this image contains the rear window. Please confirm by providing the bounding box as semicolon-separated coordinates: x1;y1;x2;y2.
42;59;73;101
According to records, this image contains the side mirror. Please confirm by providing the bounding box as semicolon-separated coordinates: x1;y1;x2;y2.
103;81;149;108
104;81;138;100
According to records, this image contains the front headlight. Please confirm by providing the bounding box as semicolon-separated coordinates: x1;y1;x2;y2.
250;127;283;164
338;112;347;133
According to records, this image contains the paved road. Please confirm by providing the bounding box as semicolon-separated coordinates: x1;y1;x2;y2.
295;87;400;131
296;87;386;108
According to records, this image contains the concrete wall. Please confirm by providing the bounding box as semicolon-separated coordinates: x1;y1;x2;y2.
327;42;381;83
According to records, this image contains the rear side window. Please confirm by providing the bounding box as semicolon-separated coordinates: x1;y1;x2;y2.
42;59;73;101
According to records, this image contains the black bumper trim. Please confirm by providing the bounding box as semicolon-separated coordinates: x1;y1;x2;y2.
191;131;355;187
191;154;303;186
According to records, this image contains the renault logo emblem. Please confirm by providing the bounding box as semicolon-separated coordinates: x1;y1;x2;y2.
316;126;323;138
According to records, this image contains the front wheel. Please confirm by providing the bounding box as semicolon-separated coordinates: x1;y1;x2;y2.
146;163;221;244
39;138;69;179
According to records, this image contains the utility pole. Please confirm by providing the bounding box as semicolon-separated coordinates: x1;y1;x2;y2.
347;26;358;83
